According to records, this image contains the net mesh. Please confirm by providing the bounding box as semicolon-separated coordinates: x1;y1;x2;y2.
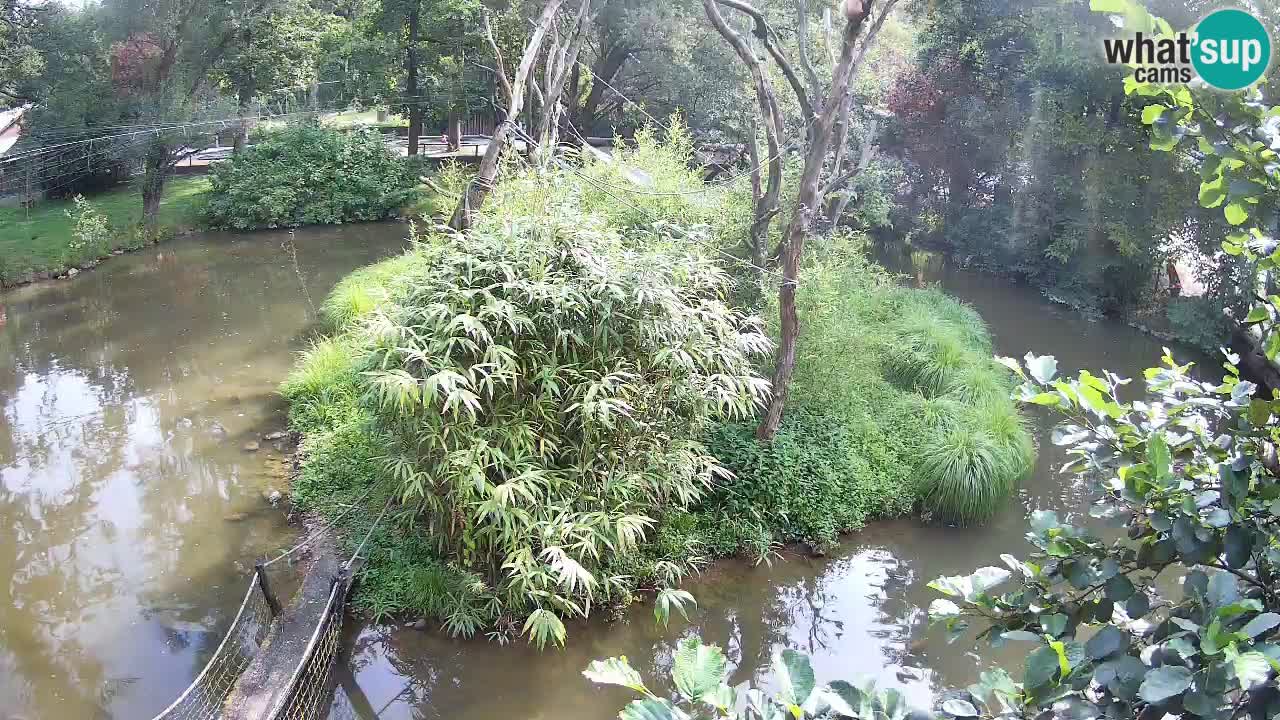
269;581;347;720
151;573;275;720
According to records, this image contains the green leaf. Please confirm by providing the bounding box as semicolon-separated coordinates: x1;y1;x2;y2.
1209;571;1241;608
1226;526;1255;569
1242;613;1280;638
823;681;872;720
1086;625;1128;660
1147;434;1171;482
1024;645;1061;689
523;609;567;649
1138;666;1192;704
584;657;650;693
1126;592;1151;618
654;588;696;627
772;649;816;711
1024;353;1059;384
672;637;728;701
1141;104;1167;124
619;698;689;720
1041;613;1069;637
929;599;962;618
1225;202;1250;225
1233;651;1272;689
942;699;980;717
1200;178;1227;208
1105;573;1135;602
1245;306;1271;324
700;685;735;713
1090;0;1129;12
1029;392;1061;406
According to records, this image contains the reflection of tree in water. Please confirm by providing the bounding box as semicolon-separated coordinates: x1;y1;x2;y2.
0;228;408;719
679;546;920;689
0;476;117;717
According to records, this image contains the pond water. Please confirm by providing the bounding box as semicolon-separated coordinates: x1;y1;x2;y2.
0;224;407;719
0;228;1212;720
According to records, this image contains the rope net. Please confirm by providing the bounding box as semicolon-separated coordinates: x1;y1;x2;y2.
151;572;275;720
269;580;348;720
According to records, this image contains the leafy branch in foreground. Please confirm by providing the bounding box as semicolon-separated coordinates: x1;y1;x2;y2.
929;349;1280;720
584;636;918;720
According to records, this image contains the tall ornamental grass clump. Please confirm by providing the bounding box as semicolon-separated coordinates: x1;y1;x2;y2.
205;123;418;230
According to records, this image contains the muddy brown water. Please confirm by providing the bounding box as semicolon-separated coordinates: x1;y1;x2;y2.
0;224;408;719
0;230;1212;720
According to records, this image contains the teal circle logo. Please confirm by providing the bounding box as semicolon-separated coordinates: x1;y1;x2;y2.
1192;9;1272;91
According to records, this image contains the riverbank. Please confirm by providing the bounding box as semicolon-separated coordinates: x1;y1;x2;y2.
0;175;210;287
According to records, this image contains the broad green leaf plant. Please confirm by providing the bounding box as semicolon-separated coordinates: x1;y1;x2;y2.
931;348;1280;719
922;4;1280;718
584;637;916;720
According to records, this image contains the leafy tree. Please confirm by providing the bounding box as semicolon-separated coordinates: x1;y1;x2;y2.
0;0;46;103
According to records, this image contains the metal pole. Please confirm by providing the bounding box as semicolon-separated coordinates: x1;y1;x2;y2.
255;563;283;617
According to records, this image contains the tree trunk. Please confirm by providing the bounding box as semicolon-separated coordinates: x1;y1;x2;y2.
747;122;767;270
406;4;422;157
572;40;630;134
449;1;566;231
756;3;874;441
234;83;252;153
447;110;461;150
141;141;170;236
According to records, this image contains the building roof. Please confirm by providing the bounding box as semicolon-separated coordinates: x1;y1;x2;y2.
0;105;30;157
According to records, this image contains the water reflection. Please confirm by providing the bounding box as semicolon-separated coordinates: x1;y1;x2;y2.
328;252;1211;720
0;224;406;719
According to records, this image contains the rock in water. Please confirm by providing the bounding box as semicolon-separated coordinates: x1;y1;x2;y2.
66;268;79;277
263;431;287;441
267;490;283;506
242;441;260;452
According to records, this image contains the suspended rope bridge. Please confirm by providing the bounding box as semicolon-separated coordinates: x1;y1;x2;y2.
148;499;392;720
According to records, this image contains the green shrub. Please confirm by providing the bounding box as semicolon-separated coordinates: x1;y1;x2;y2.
205;123;418;230
918;398;1034;526
65;195;113;259
701;255;1034;545
1166;294;1232;351
286;159;771;644
703;410;915;552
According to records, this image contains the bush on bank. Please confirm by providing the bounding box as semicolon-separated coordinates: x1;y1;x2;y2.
204;123;418;230
283;128;1035;642
700;249;1035;554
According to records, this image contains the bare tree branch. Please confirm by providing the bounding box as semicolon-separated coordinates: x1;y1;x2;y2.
713;0;815;123
794;0;824;101
702;0;785;272
450;0;567;231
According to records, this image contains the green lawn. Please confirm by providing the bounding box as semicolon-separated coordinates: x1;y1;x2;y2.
0;175;209;285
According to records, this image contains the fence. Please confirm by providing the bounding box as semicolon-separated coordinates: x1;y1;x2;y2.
148;566;352;720
264;575;351;720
